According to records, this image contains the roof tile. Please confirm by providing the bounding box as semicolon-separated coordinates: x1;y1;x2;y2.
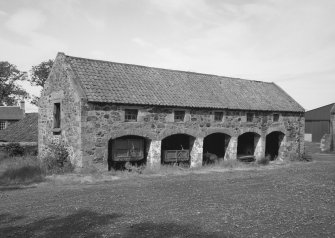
0;113;38;142
66;55;304;112
0;107;24;120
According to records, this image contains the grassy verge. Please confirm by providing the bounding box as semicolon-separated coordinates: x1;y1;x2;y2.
0;155;45;186
106;158;281;178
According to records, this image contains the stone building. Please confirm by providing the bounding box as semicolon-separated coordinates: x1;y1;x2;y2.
39;53;305;170
305;103;335;142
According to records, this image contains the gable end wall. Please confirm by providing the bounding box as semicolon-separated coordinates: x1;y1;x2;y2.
38;54;83;166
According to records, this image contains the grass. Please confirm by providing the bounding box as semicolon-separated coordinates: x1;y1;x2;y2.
0;142;320;186
0;156;45;186
104;158;277;179
0;147;74;186
0;152;334;237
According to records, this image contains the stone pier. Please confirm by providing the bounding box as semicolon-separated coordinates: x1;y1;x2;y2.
224;136;238;160
147;140;161;169
190;137;204;168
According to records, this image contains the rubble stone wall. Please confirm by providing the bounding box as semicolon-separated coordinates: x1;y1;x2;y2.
331;108;335;151
80;103;305;169
38;54;83;167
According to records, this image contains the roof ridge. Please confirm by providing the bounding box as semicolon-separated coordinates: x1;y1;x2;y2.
61;53;304;112
306;103;335;112
272;82;305;112
65;53;273;85
0;106;20;108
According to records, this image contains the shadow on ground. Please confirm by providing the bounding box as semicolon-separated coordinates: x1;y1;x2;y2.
121;221;234;238
0;209;121;238
0;185;36;192
0;211;234;238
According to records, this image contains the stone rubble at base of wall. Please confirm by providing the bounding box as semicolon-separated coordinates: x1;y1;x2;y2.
320;134;332;152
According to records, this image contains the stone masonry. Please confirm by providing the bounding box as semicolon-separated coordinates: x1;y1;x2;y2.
38;53;305;170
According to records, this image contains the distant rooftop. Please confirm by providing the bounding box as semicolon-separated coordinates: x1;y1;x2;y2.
0;106;24;120
0;113;38;142
306;103;335;121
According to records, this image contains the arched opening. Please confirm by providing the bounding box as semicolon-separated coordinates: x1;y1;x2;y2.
108;135;150;170
161;134;195;166
237;132;260;162
203;133;231;164
266;131;285;160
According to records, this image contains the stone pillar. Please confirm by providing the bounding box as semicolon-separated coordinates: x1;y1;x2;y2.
299;117;305;155
277;134;286;160
254;135;265;161
147;140;161;169
224;136;237;160
190;137;203;168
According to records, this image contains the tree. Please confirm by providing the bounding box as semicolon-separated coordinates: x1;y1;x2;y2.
29;59;54;106
0;61;29;106
29;59;54;88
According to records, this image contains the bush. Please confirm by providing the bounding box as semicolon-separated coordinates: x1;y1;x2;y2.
300;153;313;162
4;143;25;157
42;142;74;174
289;152;313;162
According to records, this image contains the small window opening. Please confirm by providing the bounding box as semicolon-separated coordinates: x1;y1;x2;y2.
174;111;185;122
273;113;279;122
214;112;223;122
246;113;254;122
53;103;61;129
125;109;138;122
0;121;6;130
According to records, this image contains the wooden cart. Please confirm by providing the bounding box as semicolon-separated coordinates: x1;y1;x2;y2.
112;138;144;162
163;149;190;163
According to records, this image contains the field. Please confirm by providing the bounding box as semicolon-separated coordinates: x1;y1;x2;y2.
0;144;334;237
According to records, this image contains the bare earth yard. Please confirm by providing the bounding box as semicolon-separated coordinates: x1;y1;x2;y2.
1;153;335;237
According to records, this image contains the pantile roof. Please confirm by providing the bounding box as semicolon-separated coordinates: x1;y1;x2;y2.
0;113;38;142
0;106;24;120
64;54;304;112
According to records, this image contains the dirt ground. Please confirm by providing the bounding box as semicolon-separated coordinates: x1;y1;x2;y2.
1;149;334;237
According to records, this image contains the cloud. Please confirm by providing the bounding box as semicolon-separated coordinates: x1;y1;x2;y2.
85;16;106;31
132;37;153;48
1;8;68;70
89;50;108;60
5;8;46;35
0;10;7;16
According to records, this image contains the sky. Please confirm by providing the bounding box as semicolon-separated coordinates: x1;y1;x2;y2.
0;0;334;112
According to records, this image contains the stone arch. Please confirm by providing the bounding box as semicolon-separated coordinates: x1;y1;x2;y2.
160;133;197;166
238;128;262;137
158;128;199;141
266;126;287;136
237;131;261;161
265;131;286;160
203;132;231;164
202;128;234;138
108;130;156;141
108;134;152;170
